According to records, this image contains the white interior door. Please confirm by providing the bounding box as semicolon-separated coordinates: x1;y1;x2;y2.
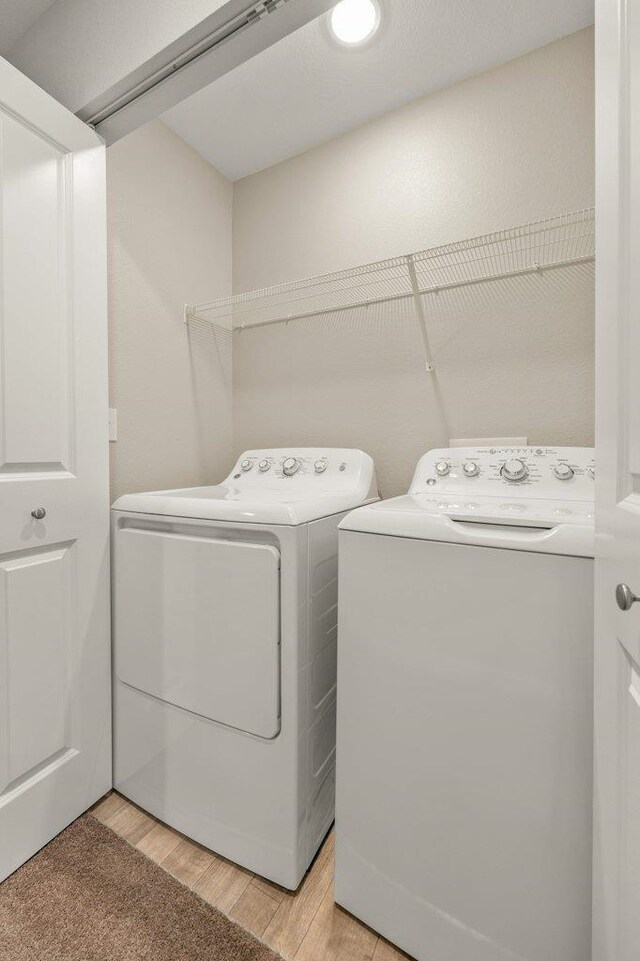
0;57;111;881
594;1;640;958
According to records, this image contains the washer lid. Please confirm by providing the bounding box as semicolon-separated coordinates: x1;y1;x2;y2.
340;447;595;557
112;448;378;525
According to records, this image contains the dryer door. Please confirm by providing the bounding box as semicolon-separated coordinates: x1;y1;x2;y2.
114;526;280;738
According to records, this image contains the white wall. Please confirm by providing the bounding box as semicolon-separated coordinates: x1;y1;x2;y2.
108;119;233;500
232;29;595;496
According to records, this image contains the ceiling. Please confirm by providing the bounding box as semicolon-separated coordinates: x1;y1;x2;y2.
0;0;57;55
163;0;594;182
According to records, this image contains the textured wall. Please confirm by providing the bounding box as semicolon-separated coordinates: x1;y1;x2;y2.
108;119;233;501
232;29;595;496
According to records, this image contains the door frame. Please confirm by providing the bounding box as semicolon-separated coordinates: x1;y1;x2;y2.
594;0;640;958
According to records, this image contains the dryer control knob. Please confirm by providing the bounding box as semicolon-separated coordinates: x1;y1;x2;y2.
435;460;450;477
240;459;252;471
314;460;328;473
553;463;574;480
587;465;595;480
258;460;270;472
282;457;300;476
462;461;479;477
501;458;528;482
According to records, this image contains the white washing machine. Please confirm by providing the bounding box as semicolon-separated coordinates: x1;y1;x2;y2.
111;448;377;889
335;446;594;961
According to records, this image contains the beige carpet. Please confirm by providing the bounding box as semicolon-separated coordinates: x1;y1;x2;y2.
0;814;281;961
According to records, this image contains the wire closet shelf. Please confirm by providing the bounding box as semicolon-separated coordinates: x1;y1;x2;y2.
186;207;595;372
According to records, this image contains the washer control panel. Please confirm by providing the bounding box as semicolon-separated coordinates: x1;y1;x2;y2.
413;446;595;499
226;448;377;497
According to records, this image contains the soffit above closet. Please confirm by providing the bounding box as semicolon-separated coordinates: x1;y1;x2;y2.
163;0;594;181
0;0;56;55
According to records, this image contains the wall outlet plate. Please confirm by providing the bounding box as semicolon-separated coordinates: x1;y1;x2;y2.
449;436;528;447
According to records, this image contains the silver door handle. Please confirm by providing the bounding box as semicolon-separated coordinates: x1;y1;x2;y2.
31;507;46;520
616;583;640;611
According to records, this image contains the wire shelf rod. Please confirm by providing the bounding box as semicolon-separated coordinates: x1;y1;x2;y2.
184;208;595;379
222;253;594;332
188;208;594;319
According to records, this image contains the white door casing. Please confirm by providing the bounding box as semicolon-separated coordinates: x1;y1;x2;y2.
0;57;110;880
594;1;640;958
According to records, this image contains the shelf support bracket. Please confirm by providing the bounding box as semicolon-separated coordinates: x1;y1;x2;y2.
406;255;435;372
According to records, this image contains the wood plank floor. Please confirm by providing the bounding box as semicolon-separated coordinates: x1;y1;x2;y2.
91;792;412;961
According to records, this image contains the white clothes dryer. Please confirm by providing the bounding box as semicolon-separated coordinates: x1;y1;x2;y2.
112;448;377;888
335;446;594;961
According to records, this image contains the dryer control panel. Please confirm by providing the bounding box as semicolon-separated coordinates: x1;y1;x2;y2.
227;448;378;498
412;446;595;499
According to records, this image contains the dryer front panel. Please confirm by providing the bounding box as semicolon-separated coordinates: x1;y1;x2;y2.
115;526;280;738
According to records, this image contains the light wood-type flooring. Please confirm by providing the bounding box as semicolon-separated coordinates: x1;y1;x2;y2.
91;792;412;961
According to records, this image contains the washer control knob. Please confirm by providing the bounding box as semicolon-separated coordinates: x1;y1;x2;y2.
553;463;574;481
462;461;479;477
258;459;270;472
240;459;252;472
282;457;300;476
587;465;595;480
314;460;328;473
501;458;528;482
435;460;450;477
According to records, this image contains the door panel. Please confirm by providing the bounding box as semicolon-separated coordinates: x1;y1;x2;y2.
1;115;73;473
115;527;281;738
621;649;640;955
0;544;73;791
0;57;110;881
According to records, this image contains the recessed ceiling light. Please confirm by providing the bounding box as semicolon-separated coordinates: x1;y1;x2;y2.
329;0;381;47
